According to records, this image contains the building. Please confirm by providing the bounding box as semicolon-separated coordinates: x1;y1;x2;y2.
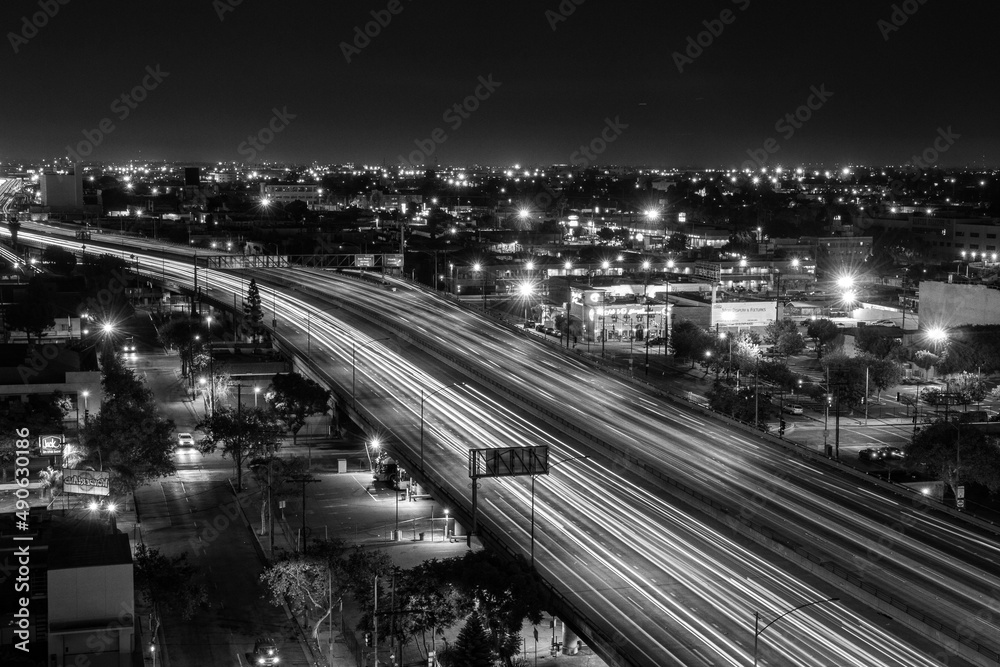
918;281;1000;328
40;172;84;208
261;183;323;208
0;511;136;667
48;528;135;667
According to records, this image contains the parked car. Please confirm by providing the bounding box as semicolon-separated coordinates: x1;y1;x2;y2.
783;404;804;415
872;319;896;327
544;327;556;336
252;638;280;665
646;336;666;346
523;321;536;330
176;433;196;448
535;324;546;333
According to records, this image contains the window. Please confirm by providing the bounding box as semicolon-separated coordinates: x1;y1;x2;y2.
987;234;996;239
955;231;964;236
971;233;980;238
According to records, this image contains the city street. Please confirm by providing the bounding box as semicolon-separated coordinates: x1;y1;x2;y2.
134;345;311;667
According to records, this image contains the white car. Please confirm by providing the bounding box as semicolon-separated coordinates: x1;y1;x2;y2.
176;433;196;448
784;404;804;415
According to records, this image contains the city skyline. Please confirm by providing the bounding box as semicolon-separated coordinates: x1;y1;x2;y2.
3;1;1000;168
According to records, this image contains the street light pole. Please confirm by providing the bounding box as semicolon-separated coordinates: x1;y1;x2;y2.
754;597;840;666
419;383;463;471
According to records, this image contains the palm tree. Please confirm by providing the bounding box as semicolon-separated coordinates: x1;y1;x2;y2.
37;466;63;500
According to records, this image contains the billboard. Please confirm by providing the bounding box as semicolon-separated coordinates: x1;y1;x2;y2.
63;469;111;496
355;254;375;267
38;434;64;456
712;301;778;328
469;446;549;479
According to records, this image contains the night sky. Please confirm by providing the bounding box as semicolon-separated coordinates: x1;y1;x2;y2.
4;0;999;168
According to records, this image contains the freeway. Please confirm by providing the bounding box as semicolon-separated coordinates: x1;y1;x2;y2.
8;222;998;666
273;268;1000;665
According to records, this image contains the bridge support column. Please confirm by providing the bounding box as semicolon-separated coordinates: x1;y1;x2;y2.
451;521;466;540
561;624;580;655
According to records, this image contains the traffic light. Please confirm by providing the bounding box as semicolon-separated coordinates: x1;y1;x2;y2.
826;394;833;406
364;633;372;647
896;392;901;402
779;419;786;436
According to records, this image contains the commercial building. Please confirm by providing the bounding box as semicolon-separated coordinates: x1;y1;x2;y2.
39;171;84;208
0;511;136;667
918;281;1000;328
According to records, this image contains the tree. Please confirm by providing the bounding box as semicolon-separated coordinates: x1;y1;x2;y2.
248;455;308;539
266;372;332;450
855;327;901;358
707;381;776;424
156;316;207;378
197;406;283;489
945;371;990;409
672;320;712;366
666;232;688;252
763;319;805;357
37;466;62;499
866;356;904;401
134;544;208;641
908;421;1000;498
260;555;337;640
82;397;176;496
6;277;57;345
243;278;264;344
445;612;495;667
806;319;839;358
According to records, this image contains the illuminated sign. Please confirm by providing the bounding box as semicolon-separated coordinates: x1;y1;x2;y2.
384;254;403;268
38;434;64;456
711;301;778;328
355;254;375;267
63;469;111;496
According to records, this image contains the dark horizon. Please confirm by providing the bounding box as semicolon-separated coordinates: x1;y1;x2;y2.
4;1;999;169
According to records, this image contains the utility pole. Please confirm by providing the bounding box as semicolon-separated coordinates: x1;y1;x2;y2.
287;473;320;555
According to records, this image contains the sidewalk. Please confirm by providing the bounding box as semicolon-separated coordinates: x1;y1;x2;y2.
236;455;605;667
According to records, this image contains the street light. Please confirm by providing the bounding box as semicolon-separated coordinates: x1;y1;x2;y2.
473;262;487;311
419;383;464;471
352;337;391;408
518;282;535;323
753;597;840;666
530;455;589;568
254;386;260;408
642;260;651;376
